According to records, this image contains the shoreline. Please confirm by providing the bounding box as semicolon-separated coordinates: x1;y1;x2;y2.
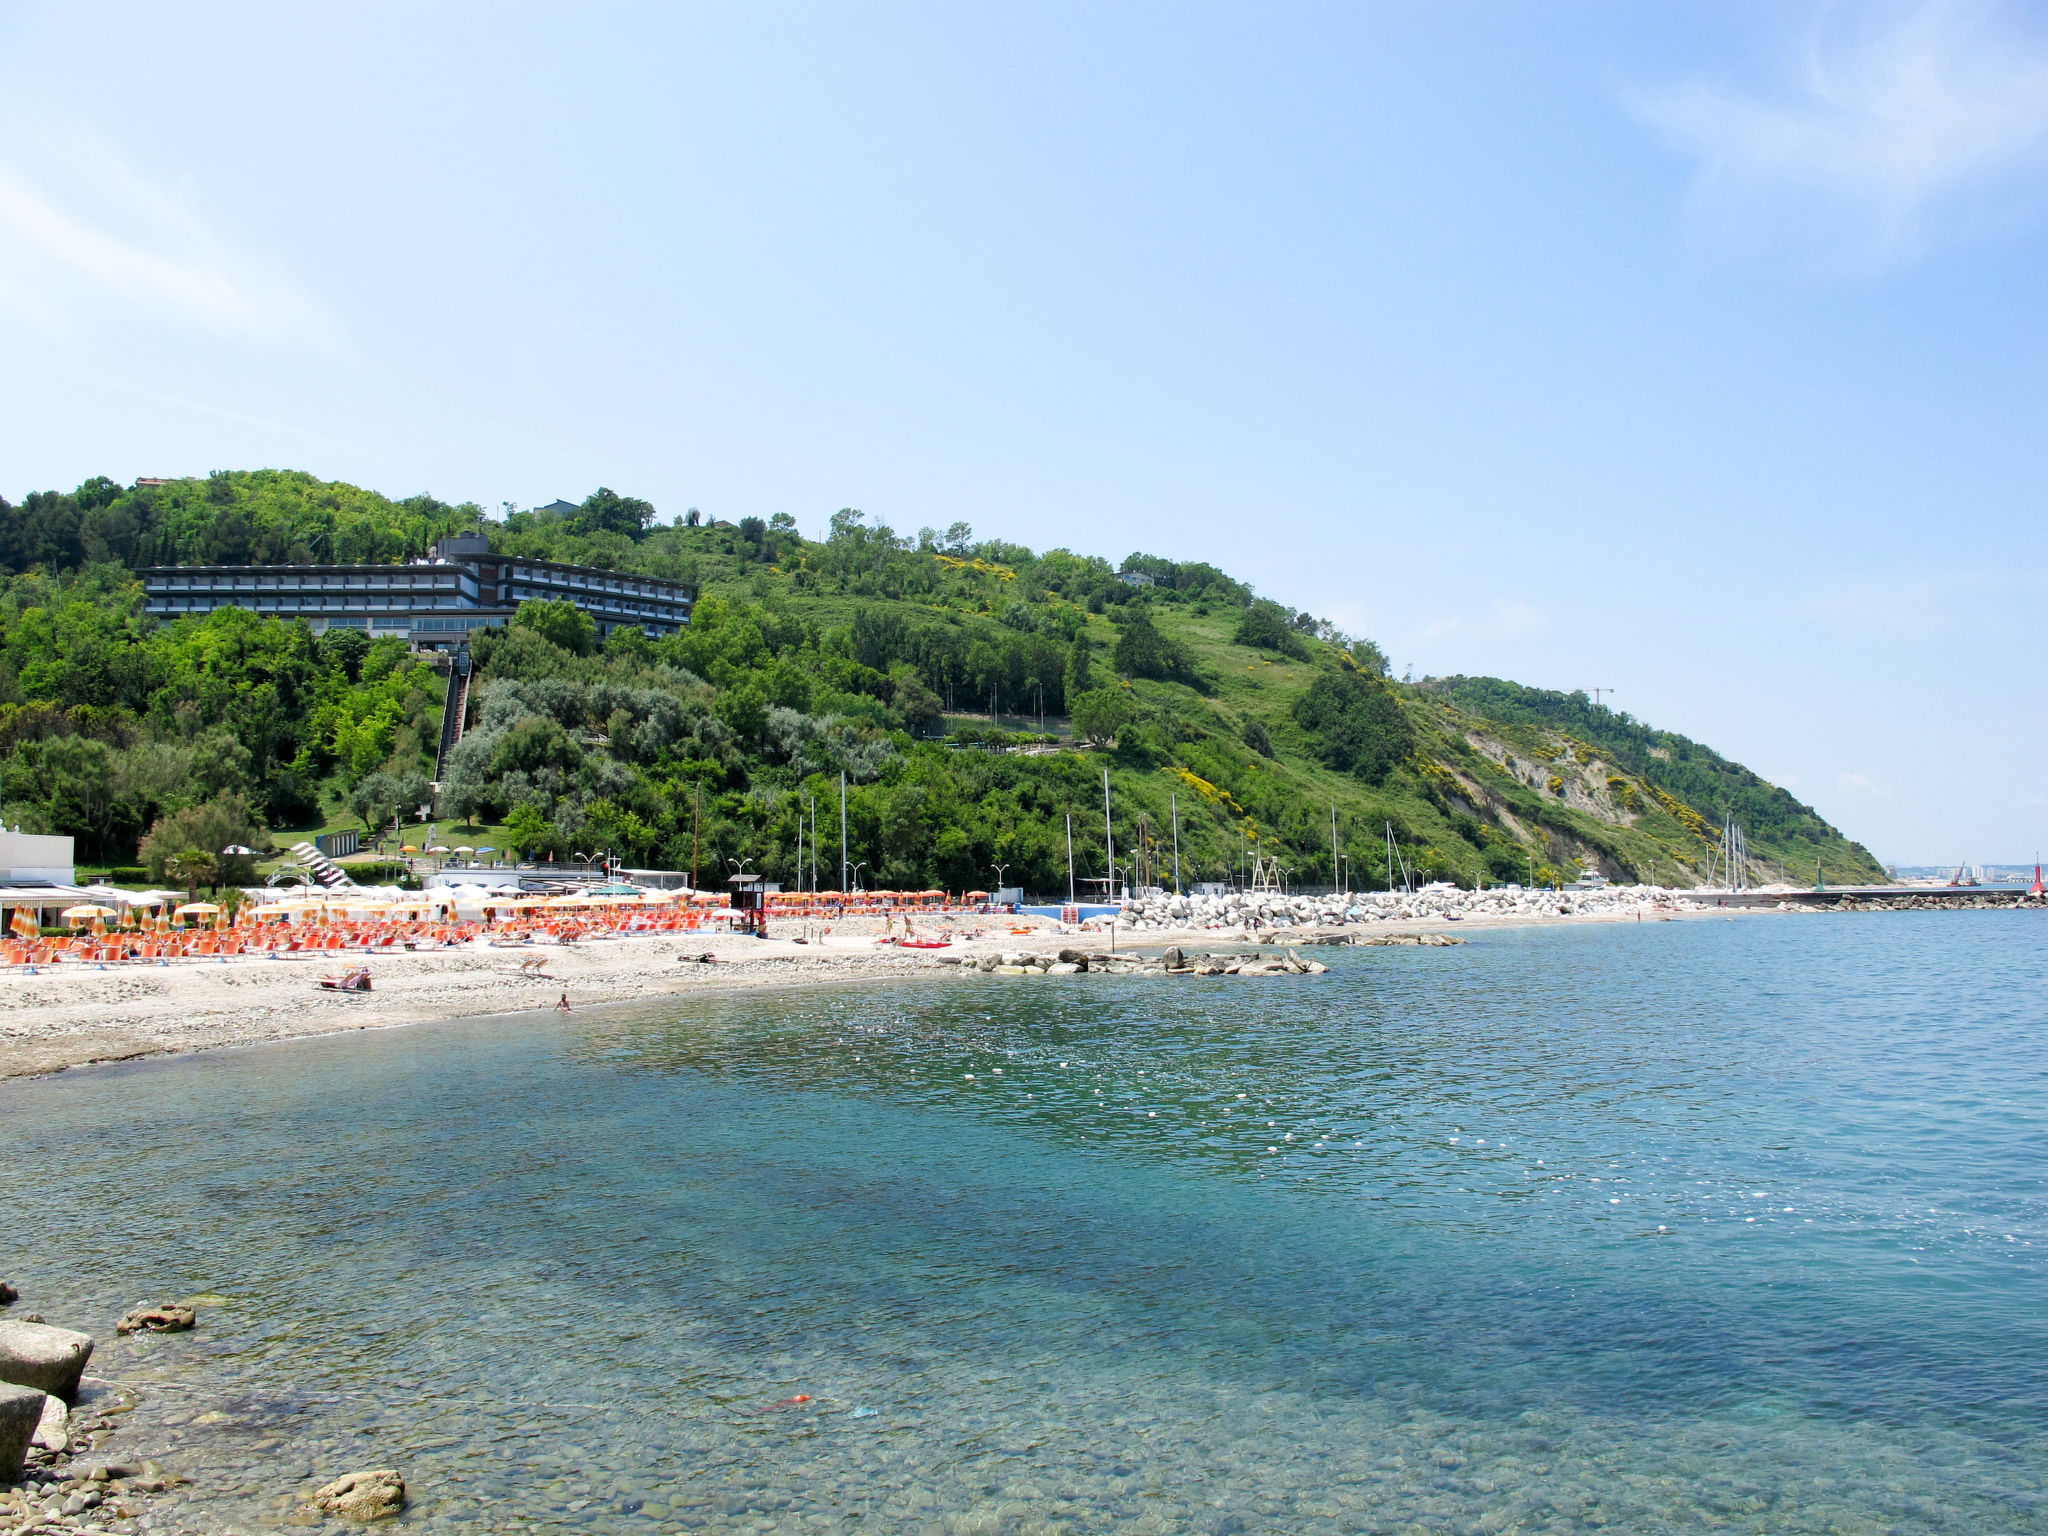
0;897;1882;1083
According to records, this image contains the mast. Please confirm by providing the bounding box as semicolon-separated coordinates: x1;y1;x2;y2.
1102;766;1115;902
1172;793;1181;895
1066;813;1075;904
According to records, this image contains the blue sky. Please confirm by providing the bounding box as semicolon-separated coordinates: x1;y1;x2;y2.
1;0;2044;863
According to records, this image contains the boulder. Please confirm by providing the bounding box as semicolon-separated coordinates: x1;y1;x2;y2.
1056;948;1088;969
0;1385;43;1481
1046;962;1080;975
0;1283;16;1307
31;1394;66;1453
308;1470;407;1522
1161;946;1184;969
0;1321;94;1402
115;1303;195;1336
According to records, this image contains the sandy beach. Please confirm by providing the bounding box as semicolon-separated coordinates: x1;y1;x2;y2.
0;894;1759;1082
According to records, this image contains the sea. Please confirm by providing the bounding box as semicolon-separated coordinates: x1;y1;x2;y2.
3;911;2046;1535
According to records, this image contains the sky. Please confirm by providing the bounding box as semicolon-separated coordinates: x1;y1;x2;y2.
0;0;2044;864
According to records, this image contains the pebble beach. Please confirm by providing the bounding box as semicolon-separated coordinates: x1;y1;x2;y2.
0;885;1754;1083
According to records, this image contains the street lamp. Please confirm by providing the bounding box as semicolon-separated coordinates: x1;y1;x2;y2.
991;861;1010;892
850;861;869;894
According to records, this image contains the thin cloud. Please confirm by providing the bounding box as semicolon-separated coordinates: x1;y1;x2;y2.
0;121;337;348
1838;770;1895;799
1634;0;2048;268
1414;601;1551;646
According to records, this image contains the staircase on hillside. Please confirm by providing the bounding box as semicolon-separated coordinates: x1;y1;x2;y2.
434;641;474;785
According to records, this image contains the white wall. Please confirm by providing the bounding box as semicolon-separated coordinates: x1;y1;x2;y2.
0;831;76;885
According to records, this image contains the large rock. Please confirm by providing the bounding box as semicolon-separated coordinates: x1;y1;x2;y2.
0;1321;94;1402
31;1394;66;1453
309;1470;406;1521
0;1385;44;1481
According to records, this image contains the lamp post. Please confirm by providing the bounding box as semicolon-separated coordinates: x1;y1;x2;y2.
850;861;868;895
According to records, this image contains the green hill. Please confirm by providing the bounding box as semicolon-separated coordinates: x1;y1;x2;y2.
0;471;1884;892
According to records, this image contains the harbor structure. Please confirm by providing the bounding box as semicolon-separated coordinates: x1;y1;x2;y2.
140;531;695;649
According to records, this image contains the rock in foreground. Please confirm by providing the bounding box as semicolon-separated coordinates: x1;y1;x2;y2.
0;1384;45;1481
309;1469;407;1521
0;1321;93;1402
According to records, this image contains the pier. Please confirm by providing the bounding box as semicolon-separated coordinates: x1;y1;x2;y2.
1686;885;2041;909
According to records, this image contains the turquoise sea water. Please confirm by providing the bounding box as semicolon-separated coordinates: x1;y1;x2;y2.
4;912;2047;1534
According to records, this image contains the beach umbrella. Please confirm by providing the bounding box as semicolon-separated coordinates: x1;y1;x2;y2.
476;846;498;854
10;907;37;938
221;844;256;857
426;845;451;854
62;905;120;922
453;845;475;855
175;902;222;916
400;844;420;854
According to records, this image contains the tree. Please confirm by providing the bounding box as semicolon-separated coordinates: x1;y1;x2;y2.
140;792;268;889
569;488;657;540
318;626;373;682
349;770;431;835
1071;687;1135;747
1235;600;1309;659
889;665;944;736
1064;636;1093;702
1349;638;1390;676
162;848;218;904
511;598;595;657
1292;668;1413;784
504;801;553;860
1111;609;1192;682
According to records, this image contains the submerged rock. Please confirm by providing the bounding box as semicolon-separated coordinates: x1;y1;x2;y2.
0;1321;94;1402
115;1304;196;1336
0;1385;43;1481
309;1469;407;1521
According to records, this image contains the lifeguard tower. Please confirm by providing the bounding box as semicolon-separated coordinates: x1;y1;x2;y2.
728;872;780;938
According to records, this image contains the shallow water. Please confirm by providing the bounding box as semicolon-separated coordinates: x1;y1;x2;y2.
5;912;2048;1535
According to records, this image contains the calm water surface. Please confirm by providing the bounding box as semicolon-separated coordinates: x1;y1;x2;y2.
4;912;2047;1535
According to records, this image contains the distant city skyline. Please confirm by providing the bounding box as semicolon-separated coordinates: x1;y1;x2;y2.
2;1;2045;862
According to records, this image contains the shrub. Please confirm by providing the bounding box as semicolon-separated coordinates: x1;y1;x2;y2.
1111;610;1194;682
512;598;596;657
1234;600;1309;659
1291;669;1413;784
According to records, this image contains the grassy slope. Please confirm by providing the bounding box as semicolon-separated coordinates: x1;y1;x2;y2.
688;553;1880;890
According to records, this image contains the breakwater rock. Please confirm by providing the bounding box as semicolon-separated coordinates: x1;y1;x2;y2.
1114;885;1689;931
